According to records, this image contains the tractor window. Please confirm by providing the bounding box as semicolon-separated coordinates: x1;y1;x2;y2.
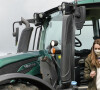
29;25;41;51
40;11;62;50
75;20;94;50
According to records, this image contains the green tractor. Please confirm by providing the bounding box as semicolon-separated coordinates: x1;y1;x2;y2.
0;0;100;90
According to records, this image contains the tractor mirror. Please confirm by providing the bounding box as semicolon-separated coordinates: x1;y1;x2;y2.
75;6;86;30
13;27;19;45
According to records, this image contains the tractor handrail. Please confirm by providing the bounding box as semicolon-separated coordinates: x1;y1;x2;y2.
21;17;30;28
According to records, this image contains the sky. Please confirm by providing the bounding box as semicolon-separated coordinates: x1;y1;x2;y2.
0;0;74;55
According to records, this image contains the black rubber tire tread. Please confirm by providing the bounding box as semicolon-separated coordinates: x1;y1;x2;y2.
0;83;40;90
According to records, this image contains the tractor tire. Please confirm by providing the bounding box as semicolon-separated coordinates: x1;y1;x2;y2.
0;83;40;90
0;73;55;90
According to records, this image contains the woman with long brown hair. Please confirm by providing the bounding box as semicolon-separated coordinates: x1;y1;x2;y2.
84;39;100;90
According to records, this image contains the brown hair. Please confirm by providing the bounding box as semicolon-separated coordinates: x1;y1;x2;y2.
89;39;100;68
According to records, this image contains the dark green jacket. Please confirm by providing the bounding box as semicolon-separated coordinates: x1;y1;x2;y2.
84;56;97;90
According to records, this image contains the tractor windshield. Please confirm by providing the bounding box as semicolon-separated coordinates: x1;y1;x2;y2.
39;11;63;50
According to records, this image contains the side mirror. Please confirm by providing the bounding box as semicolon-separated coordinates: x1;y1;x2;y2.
75;6;86;30
13;27;19;45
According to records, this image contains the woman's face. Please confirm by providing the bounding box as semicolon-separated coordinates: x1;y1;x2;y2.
94;44;100;56
94;44;100;50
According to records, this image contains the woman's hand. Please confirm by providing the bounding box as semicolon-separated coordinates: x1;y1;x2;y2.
90;71;96;78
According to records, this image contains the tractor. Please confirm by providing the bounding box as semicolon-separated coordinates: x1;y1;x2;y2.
0;0;100;90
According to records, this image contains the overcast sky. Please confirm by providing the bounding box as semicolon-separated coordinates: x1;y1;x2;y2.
0;0;74;55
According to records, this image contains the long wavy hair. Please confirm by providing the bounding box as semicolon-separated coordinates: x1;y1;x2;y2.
89;39;100;68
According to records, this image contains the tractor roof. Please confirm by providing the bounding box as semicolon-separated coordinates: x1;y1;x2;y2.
77;0;100;5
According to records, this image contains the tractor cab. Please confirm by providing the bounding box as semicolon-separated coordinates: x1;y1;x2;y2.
36;1;100;89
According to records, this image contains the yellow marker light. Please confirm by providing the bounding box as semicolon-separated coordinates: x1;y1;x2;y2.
58;55;61;59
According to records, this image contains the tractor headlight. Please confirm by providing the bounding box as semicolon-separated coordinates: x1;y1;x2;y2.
50;40;58;47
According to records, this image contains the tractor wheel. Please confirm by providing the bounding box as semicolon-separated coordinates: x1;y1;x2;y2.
0;83;40;90
0;73;55;90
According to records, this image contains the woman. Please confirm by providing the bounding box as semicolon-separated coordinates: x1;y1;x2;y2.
84;39;100;90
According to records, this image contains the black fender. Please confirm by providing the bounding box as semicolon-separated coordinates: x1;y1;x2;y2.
0;73;55;90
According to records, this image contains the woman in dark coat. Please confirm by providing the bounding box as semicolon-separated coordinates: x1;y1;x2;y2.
84;39;100;90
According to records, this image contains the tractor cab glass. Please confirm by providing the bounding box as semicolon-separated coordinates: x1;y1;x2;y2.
75;20;94;50
39;11;62;50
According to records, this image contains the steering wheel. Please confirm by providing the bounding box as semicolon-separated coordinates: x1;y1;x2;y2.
75;37;82;47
